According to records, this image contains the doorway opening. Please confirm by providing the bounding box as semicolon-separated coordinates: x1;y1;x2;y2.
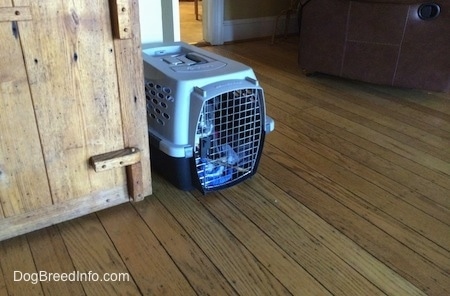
179;0;204;44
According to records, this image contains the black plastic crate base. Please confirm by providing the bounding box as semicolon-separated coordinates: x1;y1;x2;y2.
149;142;195;191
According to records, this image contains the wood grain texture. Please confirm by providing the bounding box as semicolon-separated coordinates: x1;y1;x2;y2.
265;127;449;249
0;236;44;295
17;0;126;202
109;0;132;39
90;147;141;172
259;153;449;295
235;174;426;296
205;185;386;296
179;1;204;44
112;0;152;201
133;196;238;295
0;0;12;8
155;178;292;296
1;36;448;296
0;270;7;296
195;190;333;295
0;17;52;217
98;203;197;295
27;227;85;296
0;185;128;241
0;6;31;22
57;213;141;295
1;0;151;240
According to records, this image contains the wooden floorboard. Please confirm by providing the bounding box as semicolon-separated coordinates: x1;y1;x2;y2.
194;189;332;295
27;227;85;296
207;182;386;295
179;1;204;44
133;195;238;295
0;236;44;296
1;36;449;295
266;99;450;206
57;214;141;295
153;178;293;296
97;203;197;295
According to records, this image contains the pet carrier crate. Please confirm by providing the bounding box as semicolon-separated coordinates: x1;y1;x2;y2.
142;42;274;192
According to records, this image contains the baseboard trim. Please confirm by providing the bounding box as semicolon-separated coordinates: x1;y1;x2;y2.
223;15;298;43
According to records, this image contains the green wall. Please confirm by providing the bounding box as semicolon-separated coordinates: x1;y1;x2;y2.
224;0;292;20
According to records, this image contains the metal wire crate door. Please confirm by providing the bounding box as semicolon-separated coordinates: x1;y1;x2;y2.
194;88;265;190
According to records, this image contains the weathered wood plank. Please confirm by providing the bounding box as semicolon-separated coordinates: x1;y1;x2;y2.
17;0;126;203
206;185;385;295
89;147;141;172
0;17;52;218
109;0;132;39
154;175;292;295
367;84;450;121
266;103;450;217
0;236;44;295
194;190;333;295
57;213;141;295
133;195;238;295
298;109;450;192
1;36;448;296
402;91;450;115
0;185;128;242
307;106;450;176
312;75;450;135
97;202;197;295
0;0;12;8
112;0;152;201
311;95;450;162
254;73;450;195
258;151;450;295
261;70;450;144
260;73;450;161
0;269;7;296
0;6;31;22
264;132;450;264
26;227;85;296
240;174;427;295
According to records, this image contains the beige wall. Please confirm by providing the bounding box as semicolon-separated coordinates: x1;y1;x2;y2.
224;0;292;20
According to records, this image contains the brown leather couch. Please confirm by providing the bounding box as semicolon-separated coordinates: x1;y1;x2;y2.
298;0;450;92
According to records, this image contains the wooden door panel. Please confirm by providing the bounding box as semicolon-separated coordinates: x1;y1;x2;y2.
0;0;11;7
112;0;152;201
0;20;52;217
17;0;126;202
0;0;151;241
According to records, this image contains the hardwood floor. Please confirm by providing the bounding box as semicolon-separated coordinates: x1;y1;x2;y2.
1;37;449;295
179;1;204;44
